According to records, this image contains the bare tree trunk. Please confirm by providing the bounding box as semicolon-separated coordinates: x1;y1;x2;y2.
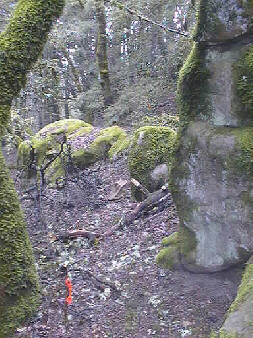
95;0;113;106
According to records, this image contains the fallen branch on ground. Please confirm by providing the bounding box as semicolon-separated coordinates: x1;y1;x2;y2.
103;184;169;237
56;184;170;241
84;270;118;292
57;229;100;242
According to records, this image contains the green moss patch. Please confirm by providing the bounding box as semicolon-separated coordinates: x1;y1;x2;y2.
214;127;253;178
177;42;210;125
91;126;127;159
157;226;197;270
234;45;253;122
0;0;65;334
156;245;180;270
128;126;177;195
0;151;39;337
229;258;253;313
18;119;92;181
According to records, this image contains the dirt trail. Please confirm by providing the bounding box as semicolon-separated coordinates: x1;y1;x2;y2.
14;155;242;338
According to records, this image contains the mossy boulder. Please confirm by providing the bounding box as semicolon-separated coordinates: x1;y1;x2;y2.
18;119;92;181
18;120;127;184
128;126;177;200
213;257;253;337
72;125;127;169
156;232;181;269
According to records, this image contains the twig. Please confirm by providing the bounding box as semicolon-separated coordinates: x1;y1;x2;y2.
84;270;118;291
110;0;189;37
57;229;100;242
131;178;150;197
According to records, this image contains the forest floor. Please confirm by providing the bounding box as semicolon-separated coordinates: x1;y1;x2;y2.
12;154;243;338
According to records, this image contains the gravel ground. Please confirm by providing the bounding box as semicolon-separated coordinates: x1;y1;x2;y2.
13;155;243;338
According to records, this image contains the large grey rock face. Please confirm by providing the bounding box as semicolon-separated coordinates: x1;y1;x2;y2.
196;0;253;42
171;0;253;272
172;122;253;272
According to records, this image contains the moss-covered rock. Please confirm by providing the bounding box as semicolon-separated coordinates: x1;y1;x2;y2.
156;232;181;269
171;122;253;272
234;45;253;122
18;122;127;184
91;126;127;159
194;0;253;43
177;42;210;125
128;126;177;200
156;228;197;270
215;257;253;337
18;119;92;182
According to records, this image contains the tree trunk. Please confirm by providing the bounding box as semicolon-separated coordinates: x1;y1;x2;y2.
0;0;64;336
95;0;113;106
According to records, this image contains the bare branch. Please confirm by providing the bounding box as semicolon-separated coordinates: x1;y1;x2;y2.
110;0;189;37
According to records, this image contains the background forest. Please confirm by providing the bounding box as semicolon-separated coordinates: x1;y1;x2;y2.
1;0;195;148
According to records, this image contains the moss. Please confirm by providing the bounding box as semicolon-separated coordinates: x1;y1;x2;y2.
178;225;197;259
91;126;127;158
229;258;253;313
18;119;92;180
136;114;180;131
0;0;65;335
128;126;177;193
73;126;127;169
157;226;197;270
156;232;181;269
36;119;91;137
156;245;180;270
177;42;210;126
234;45;253;122
222;127;253;177
0;151;39;337
240;0;253;22
161;232;179;247
0;0;65;133
72;148;97;170
18;124;126;182
68;125;93;139
17;140;32;168
108;135;130;159
210;331;238;338
47;155;66;184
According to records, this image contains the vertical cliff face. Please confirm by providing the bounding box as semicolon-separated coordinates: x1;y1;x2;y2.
171;0;253;272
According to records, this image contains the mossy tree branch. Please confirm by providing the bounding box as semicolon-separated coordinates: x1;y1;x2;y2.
0;0;65;336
